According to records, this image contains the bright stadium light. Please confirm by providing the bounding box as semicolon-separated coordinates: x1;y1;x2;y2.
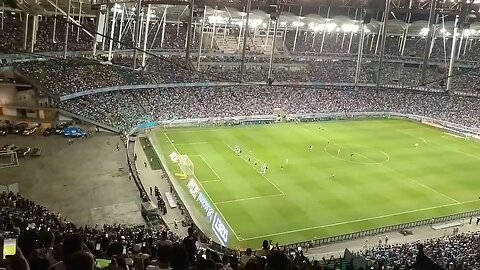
326;22;336;32
293;21;305;27
341;23;353;32
310;24;325;32
208;15;224;24
341;23;359;32
250;19;263;28
420;27;429;36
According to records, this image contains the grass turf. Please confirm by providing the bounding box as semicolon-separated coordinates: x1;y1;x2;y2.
150;119;480;250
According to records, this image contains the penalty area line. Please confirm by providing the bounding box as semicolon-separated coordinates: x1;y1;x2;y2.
223;142;285;195
200;179;222;183
163;133;242;242
198;155;223;182
174;142;209;146
215;194;284;205
240;199;479;241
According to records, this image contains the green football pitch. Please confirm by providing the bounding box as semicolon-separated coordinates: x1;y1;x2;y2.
149;119;480;249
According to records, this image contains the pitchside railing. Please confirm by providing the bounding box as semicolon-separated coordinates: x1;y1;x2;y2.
278;209;480;251
129;112;480;254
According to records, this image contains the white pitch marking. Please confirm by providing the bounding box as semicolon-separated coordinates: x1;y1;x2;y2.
174;142;209;146
358;151;460;204
223;143;285;195
198;155;223;182
240;199;479;241
200;179;222;183
215;194;284;205
163;133;242;241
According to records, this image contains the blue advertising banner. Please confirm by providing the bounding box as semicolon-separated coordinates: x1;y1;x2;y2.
186;179;230;247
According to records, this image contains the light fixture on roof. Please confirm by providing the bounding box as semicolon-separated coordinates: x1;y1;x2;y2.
208;15;224;24
464;29;473;36
420;27;429;36
292;21;305;27
341;23;359;32
326;22;336;32
250;19;263;28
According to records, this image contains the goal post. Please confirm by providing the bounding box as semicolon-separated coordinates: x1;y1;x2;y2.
178;154;194;176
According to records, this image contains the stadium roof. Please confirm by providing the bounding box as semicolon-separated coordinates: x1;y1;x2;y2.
10;0;480;37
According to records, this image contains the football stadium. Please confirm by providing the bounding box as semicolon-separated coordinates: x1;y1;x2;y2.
0;0;480;269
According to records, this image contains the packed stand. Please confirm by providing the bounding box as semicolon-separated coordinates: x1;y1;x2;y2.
0;13;95;53
16;54;480;96
34;16;96;52
0;191;358;270
16;59;156;96
361;232;480;269
0;12;24;53
59;86;480;132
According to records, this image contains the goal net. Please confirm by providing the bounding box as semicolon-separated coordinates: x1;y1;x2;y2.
0;151;19;169
178;155;194;176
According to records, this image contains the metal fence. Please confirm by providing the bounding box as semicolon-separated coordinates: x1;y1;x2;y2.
278;209;480;251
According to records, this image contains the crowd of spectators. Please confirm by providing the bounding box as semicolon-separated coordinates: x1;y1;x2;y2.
16;59;156;96
0;12;95;53
1;168;480;270
58;86;480;132
16;56;480;96
0;191;356;270
361;232;480;269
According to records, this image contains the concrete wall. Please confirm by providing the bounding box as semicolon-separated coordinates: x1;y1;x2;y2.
0;84;17;117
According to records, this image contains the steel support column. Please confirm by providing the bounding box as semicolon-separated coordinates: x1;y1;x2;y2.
53;0;58;41
355;22;365;88
240;0;251;82
108;5;117;61
267;7;280;83
446;15;460;91
117;4;125;49
76;1;83;41
160;6;167;48
23;13;29;50
185;0;195;64
196;5;206;71
132;0;142;69
141;4;151;67
421;0;436;83
375;0;392;90
64;0;71;59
